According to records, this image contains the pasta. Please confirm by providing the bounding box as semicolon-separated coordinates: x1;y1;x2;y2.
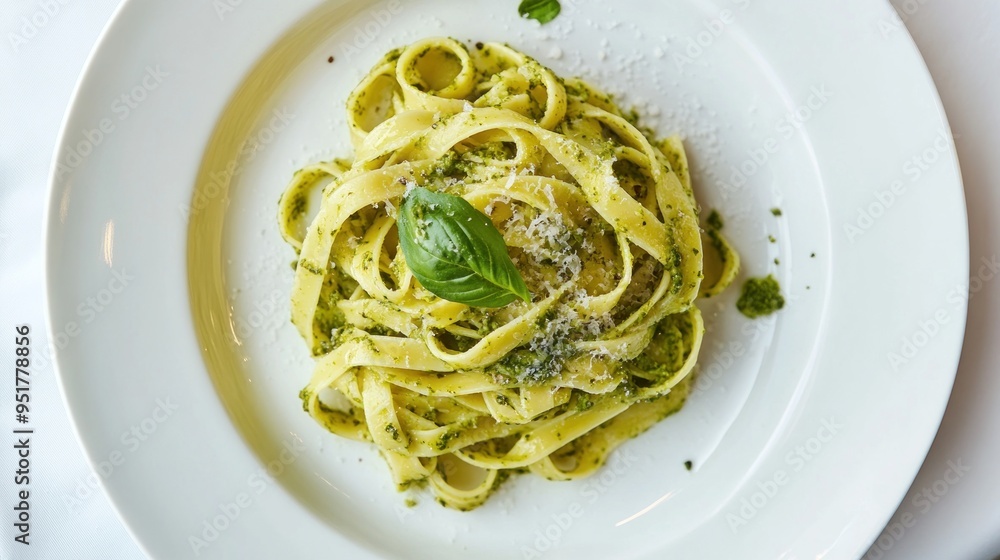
278;37;738;509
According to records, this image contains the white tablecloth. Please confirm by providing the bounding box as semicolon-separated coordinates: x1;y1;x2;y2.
0;1;997;559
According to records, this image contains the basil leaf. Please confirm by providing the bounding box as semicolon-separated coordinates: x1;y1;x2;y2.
518;0;561;24
398;187;531;308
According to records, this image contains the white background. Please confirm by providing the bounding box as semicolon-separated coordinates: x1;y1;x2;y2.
0;1;997;559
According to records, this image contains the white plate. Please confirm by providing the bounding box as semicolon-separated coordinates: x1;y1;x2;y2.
45;0;967;558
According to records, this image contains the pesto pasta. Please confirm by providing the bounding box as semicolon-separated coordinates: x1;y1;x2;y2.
278;37;738;510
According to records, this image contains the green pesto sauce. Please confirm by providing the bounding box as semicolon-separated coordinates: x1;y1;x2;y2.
705;228;730;264
384;423;400;441
628;313;690;377
488;346;564;385
288;191;308;221
436;430;459;451
299;260;324;275
298;388;313;412
574;392;594;412
706;209;724;231
702;210;731;287
736;275;785;318
668;244;683;295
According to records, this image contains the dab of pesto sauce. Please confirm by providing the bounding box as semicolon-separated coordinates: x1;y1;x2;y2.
706;209;724;231
736;275;785;318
